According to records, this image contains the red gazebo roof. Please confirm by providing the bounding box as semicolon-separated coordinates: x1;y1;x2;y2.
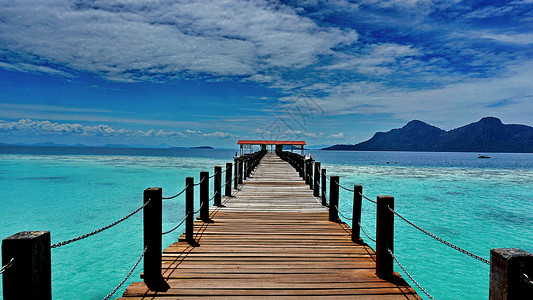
237;140;306;145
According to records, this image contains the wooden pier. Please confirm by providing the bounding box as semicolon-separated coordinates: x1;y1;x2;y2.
120;153;420;299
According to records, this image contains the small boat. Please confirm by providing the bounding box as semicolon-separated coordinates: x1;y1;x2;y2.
478;155;491;159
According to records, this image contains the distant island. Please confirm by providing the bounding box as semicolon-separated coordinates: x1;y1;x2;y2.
189;146;214;150
323;117;533;153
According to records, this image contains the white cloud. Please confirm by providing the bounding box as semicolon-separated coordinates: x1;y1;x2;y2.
0;119;190;138
330;132;344;138
0;0;357;82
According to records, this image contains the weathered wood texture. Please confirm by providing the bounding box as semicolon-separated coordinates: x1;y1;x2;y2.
120;153;420;299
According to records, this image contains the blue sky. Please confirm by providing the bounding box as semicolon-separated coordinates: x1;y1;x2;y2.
1;0;532;148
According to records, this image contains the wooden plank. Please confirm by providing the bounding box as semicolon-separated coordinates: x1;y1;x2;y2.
120;153;420;299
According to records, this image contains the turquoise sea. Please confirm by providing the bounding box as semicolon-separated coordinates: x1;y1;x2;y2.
1;147;532;299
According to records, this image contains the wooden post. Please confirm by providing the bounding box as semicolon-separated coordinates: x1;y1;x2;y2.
234;159;239;190
200;172;209;222
352;185;363;243
376;195;394;280
225;162;232;197
308;161;313;189
304;160;309;185
185;177;194;245
239;159;243;184
313;162;320;197
214;166;222;206
329;176;340;222
321;169;327;206
2;231;51;300
143;187;166;290
243;159;248;180
489;248;533;300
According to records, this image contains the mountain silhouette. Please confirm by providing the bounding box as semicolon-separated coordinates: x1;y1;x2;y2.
323;117;533;153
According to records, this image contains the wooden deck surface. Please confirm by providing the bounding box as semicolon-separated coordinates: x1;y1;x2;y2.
120;153;420;299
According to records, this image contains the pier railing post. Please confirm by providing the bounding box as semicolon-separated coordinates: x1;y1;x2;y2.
352;185;363;243
185;177;195;245
200;172;209;222
2;231;51;300
489;248;533;299
143;187;166;290
234;159;239;190
321;169;327;206
376;195;394;280
225;163;232;197
313;162;320;197
239;159;244;184
243;159;248;180
214;166;222;206
329;176;340;222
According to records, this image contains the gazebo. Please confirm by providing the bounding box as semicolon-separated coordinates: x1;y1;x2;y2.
237;140;306;156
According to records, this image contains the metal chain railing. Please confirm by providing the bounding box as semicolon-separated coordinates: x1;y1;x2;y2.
102;246;147;300
208;171;219;179
388;205;490;264
162;184;188;200
360;192;377;204
335;205;352;220
358;222;376;242
388;248;435;300
0;258;14;274
162;213;189;235
51;199;151;249
209;191;218;201
193;201;204;214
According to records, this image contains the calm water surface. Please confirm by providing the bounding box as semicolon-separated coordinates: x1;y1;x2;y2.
1;147;532;299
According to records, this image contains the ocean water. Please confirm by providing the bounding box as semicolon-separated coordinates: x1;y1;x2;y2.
1;147;532;299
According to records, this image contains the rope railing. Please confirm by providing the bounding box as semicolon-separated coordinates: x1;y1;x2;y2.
208;171;219;179
387;205;490;264
360;192;377;204
192;177;205;186
337;182;354;192
388;248;435;300
523;272;533;286
162;184;188;199
209;191;218;201
358;222;376;242
50;199;151;249
0;258;14;274
162;213;189;235
193;201;205;215
102;246;148;300
335;205;352;220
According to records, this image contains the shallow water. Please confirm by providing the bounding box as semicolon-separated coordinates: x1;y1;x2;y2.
1;148;532;299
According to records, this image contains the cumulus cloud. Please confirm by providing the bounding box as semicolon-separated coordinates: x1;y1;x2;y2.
0;0;357;81
330;132;344;138
0;119;234;139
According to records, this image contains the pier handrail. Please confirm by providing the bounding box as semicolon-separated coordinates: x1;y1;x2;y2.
1;149;267;300
277;150;533;299
50;199;151;249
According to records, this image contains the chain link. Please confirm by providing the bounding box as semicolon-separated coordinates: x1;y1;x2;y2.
51;199;150;249
388;248;435;300
388;205;490;264
360;192;377;204
162;213;189;235
102;246;147;300
358;222;376;242
162;184;188;199
0;258;14;274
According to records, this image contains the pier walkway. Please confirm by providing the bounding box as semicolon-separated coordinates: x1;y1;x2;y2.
120;153;419;299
